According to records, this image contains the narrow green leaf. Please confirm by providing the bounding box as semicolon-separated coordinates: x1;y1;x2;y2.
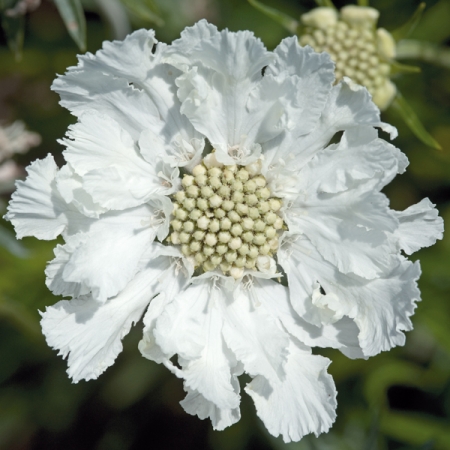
119;0;164;27
365;412;381;450
380;411;450;448
95;0;131;40
389;60;421;75
0;15;24;61
391;91;442;150
396;39;450;69
53;0;86;52
0;225;29;258
357;0;369;6
248;0;298;34
412;0;450;43
392;2;426;41
314;0;335;8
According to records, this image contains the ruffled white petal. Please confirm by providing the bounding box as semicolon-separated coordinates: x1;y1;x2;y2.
52;30;202;168
246;339;336;443
289;193;395;280
139;131;204;172
303;127;407;195
45;234;91;298
55;163;107;218
138;247;194;365
355;259;421;356
180;382;241;431
393;198;444;255
263;78;397;180
85;29;158;82
248;276;365;359
153;277;239;410
52;69;158;142
80;31;177;128
4;154;85;240
53;201;170;301
284;127;405;279
279;234;422;357
221;278;289;382
167;20;291;164
61;112;177;210
40;255;165;382
267;37;335;136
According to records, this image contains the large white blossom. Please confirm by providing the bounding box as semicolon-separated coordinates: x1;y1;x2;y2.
4;20;443;442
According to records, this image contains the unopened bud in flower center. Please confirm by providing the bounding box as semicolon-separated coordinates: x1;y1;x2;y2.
167;155;284;279
299;5;396;110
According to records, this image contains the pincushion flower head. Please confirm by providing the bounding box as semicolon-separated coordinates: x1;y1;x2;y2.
5;20;443;442
299;5;396;110
249;0;443;149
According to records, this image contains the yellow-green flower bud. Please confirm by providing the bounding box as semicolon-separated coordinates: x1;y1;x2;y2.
182;175;195;188
299;5;397;110
189;209;203;222
179;232;191;244
183;221;195;233
214;208;226;219
231;224;243;236
192;164;207;177
171;219;182;231
175;191;186;203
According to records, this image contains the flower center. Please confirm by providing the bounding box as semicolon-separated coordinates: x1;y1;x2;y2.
299;6;397;109
167;156;284;279
301;22;390;90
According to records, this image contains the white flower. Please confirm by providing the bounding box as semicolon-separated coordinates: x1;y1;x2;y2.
0;120;41;163
4;21;443;442
0;120;40;203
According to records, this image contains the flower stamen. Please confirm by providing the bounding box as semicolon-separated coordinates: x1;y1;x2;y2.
167;156;285;279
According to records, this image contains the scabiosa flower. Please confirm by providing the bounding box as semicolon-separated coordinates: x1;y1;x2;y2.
4;20;443;442
299;5;396;110
249;0;442;149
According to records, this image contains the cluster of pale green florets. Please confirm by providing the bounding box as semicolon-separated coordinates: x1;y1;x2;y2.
299;5;397;110
167;154;284;279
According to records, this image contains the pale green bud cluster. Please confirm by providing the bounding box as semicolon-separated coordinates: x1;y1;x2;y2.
299;6;396;110
167;157;284;279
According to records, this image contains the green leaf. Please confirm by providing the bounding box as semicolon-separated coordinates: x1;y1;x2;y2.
396;39;450;70
389;60;421;75
0;225;29;258
53;0;86;52
0;15;24;61
118;0;164;27
357;0;369;6
314;0;335;8
380;411;450;449
390;91;442;150
409;0;450;43
392;2;426;41
95;0;131;40
248;0;298;35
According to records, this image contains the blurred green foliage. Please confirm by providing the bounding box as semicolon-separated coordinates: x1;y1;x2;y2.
0;1;449;449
